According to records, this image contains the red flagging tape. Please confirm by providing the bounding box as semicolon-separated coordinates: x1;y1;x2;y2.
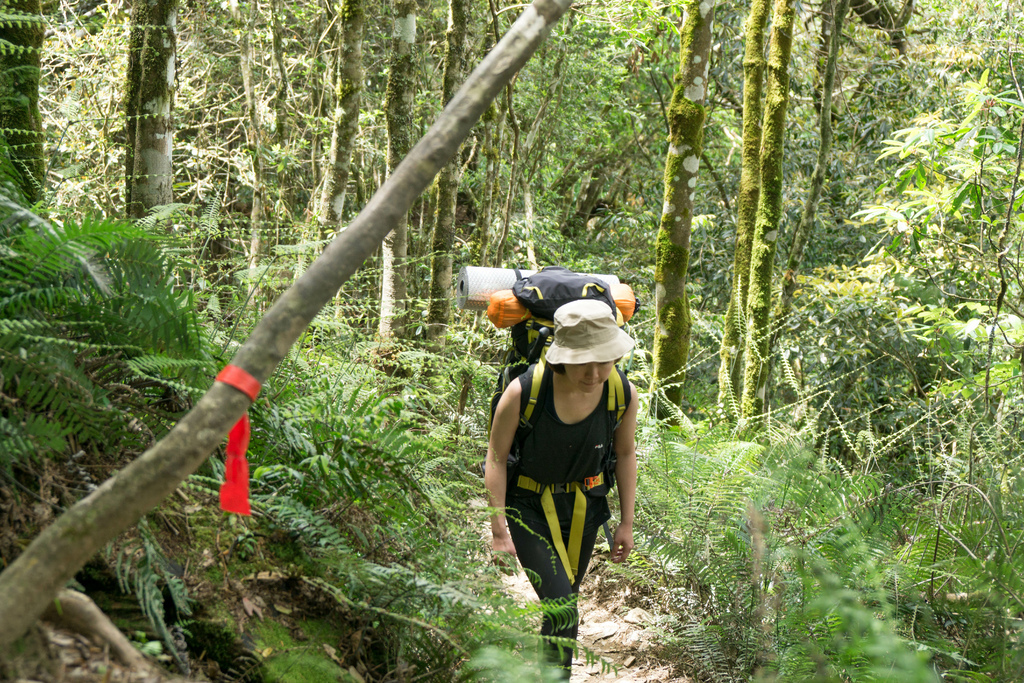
219;414;251;515
216;365;261;401
215;365;260;516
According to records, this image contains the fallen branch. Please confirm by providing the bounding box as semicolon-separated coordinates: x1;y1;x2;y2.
0;0;573;651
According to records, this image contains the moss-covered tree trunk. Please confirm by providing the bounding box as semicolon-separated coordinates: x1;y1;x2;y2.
0;0;45;205
125;0;177;220
425;0;470;341
771;0;850;351
651;0;715;421
378;0;417;339
717;0;769;418
317;0;364;238
740;0;796;422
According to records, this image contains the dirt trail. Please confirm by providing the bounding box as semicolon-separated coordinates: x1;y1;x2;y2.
500;555;685;682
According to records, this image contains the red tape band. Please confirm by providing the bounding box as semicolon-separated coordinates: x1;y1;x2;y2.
216;365;261;402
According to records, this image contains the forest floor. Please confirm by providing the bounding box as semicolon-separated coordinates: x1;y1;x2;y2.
500;557;686;682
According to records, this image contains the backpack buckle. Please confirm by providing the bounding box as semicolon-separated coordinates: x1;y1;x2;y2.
583;474;603;490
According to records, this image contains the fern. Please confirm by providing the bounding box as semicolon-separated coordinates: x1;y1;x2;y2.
0;191;212;470
113;518;192;675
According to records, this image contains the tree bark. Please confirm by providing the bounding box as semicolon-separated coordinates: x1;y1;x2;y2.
473;101;504;266
229;0;265;272
717;0;769;418
651;0;715;421
0;0;45;205
125;0;177;220
269;0;294;223
317;0;365;238
425;0;470;341
0;0;574;651
740;0;796;422
378;0;417;339
771;0;851;350
473;1;506;267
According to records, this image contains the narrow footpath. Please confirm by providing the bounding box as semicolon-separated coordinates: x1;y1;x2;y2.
500;556;684;682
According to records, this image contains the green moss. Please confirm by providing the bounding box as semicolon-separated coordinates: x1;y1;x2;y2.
336;77;359;104
481;102;497;124
336;0;363;25
655;228;690;280
185;618;245;672
658;297;691;331
253;619;353;683
666;93;705;147
264;651;353;683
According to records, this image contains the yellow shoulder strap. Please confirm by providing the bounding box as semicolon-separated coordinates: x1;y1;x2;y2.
607;368;626;423
522;358;546;426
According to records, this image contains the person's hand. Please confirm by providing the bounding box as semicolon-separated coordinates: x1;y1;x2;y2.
492;533;518;570
610;523;634;564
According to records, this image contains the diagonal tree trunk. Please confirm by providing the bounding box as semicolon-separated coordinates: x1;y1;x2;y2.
651;0;715;421
378;0;417;339
717;0;769;419
740;0;796;422
317;0;365;239
125;0;178;220
0;0;575;651
425;0;470;341
0;0;45;205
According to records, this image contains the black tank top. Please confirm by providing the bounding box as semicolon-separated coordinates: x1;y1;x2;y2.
515;371;618;485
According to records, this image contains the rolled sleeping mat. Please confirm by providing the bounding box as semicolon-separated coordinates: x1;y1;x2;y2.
488;283;638;328
456;266;621;311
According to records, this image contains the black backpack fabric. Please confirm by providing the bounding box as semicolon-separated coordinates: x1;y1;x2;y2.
489;266;620;429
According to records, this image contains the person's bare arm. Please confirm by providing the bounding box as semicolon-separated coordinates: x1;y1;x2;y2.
485;380;523;559
610;381;639;563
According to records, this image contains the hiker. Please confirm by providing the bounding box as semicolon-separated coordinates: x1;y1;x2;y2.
485;299;638;678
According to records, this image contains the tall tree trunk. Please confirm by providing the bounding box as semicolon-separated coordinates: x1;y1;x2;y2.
317;0;364;239
473;101;504;266
378;0;417;339
425;0;470;341
771;0;851;350
269;0;294;224
125;0;178;220
651;0;715;421
229;0;264;272
492;82;521;269
0;0;45;205
0;0;575;650
740;0;796;422
472;1;506;267
717;0;769;418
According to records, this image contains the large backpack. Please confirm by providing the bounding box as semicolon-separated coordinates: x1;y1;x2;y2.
486;266;637;431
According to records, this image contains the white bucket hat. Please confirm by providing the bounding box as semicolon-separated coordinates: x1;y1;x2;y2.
545;299;635;365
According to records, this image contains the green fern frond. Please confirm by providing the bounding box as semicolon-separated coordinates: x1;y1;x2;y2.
134;203;191;231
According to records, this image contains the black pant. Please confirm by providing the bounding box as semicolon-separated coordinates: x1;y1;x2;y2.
507;503;599;677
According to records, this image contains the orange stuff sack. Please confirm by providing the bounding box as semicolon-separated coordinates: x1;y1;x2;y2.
488;289;532;328
611;283;638;323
